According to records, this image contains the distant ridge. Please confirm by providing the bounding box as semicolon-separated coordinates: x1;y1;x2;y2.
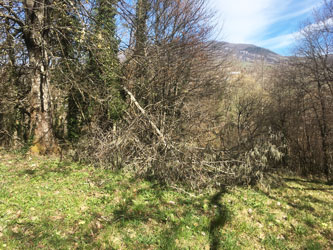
211;41;285;64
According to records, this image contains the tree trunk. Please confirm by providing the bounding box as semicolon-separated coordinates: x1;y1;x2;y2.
23;0;56;154
29;50;55;154
317;82;332;183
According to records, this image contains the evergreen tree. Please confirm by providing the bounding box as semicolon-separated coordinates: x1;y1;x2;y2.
87;0;125;130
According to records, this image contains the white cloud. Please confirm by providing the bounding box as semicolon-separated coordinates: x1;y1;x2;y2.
211;0;279;43
210;0;323;53
258;32;299;50
274;3;318;22
302;17;333;33
258;16;333;53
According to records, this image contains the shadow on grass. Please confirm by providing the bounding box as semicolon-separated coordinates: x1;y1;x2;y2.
159;223;186;248
8;214;109;249
8;219;77;249
209;186;229;250
286;186;333;192
259;189;317;213
284;178;333;190
110;184;231;249
302;195;333;206
112;199;155;224
18;161;75;179
259;177;333;216
256;178;333;213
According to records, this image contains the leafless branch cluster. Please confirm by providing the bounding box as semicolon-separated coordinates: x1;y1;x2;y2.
1;0;332;188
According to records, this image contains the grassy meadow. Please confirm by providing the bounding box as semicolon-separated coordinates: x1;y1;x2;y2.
0;150;332;249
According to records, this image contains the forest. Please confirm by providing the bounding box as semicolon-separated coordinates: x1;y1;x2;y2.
0;0;332;249
0;0;332;186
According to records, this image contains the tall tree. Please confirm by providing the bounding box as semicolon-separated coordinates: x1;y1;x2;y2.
295;0;333;182
267;0;333;182
84;0;124;130
0;0;56;153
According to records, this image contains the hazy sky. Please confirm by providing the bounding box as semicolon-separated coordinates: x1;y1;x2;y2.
209;0;323;55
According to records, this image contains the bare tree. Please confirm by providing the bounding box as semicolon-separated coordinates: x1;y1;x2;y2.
295;0;333;181
266;0;333;182
118;0;219;139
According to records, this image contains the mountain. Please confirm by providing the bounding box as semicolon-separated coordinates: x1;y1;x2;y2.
211;41;285;64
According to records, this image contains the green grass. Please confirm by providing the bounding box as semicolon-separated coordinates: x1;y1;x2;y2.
0;150;332;249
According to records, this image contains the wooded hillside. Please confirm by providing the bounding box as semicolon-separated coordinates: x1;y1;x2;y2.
0;0;332;187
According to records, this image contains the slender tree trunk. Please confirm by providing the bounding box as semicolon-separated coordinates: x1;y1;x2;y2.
133;0;149;101
316;82;331;182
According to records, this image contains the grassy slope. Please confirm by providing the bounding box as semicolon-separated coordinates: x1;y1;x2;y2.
0;151;332;249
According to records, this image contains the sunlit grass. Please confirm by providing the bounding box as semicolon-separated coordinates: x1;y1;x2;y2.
0;150;332;249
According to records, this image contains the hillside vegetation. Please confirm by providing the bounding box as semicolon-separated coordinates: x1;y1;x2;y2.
0;151;332;249
0;1;333;248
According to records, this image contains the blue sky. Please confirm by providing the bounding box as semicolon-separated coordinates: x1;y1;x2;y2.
209;0;324;55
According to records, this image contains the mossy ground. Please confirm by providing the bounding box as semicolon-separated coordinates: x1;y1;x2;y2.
0;150;332;249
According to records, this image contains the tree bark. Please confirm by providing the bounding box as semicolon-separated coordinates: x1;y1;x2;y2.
23;0;56;154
